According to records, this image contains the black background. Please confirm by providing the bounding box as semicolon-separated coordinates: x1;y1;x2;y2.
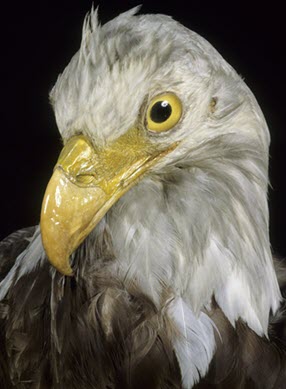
0;1;285;256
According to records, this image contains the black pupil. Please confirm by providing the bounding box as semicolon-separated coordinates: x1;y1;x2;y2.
150;101;172;123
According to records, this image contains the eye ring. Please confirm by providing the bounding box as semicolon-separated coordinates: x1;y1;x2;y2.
145;92;182;133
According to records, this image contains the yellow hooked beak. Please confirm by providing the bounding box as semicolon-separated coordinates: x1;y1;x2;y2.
40;128;178;275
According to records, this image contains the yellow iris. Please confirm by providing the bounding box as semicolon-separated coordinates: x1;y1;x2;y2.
146;92;182;133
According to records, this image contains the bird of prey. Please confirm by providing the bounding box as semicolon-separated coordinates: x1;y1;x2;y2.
0;7;286;389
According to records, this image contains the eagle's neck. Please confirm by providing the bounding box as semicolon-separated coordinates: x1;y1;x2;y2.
106;159;281;337
100;160;281;387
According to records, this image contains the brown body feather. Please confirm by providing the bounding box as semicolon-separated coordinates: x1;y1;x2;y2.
0;229;286;388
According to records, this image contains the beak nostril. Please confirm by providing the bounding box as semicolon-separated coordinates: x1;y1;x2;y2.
76;174;95;185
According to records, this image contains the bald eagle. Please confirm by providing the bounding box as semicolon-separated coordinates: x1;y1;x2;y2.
0;7;286;389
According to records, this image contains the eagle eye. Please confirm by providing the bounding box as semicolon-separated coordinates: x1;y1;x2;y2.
146;93;182;132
